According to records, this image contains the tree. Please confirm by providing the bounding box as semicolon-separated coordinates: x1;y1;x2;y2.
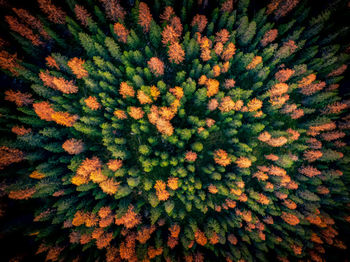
147;57;164;77
113;23;129;43
138;2;152;33
67;57;88;79
37;0;67;24
168;42;185;64
62;138;84;155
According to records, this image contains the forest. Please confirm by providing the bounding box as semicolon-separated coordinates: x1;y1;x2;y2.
0;0;349;261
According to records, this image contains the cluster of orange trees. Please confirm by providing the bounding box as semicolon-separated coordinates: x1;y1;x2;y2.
0;0;349;261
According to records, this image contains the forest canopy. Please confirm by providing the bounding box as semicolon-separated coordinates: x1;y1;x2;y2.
0;0;349;261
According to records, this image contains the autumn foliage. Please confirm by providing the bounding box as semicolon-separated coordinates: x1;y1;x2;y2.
67;57;88;79
138;2;152;32
0;146;24;170
84;96;101;110
113;22;129;43
4;90;33;107
147;57;164;77
213;149;231;167
168;42;185;64
62;138;84;155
